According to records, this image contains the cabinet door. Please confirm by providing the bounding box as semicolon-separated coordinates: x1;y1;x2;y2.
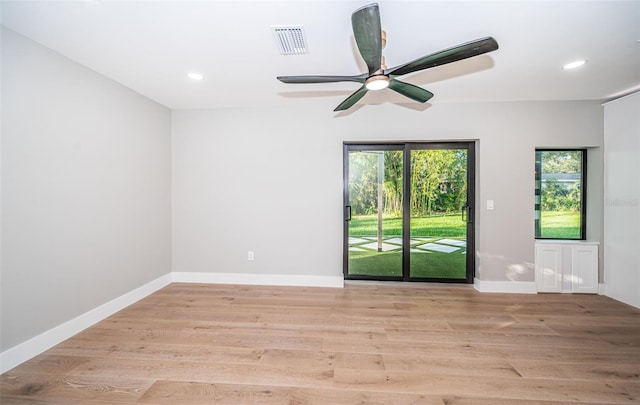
571;245;598;294
535;244;562;293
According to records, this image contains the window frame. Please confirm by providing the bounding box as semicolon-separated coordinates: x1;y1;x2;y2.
535;148;587;240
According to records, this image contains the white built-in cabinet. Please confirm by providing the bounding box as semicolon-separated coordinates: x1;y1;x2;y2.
535;241;599;294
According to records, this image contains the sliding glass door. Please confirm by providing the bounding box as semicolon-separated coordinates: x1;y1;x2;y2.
344;146;404;278
408;146;471;280
344;143;475;282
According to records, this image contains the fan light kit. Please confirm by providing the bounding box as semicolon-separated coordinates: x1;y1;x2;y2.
277;3;499;111
365;75;389;90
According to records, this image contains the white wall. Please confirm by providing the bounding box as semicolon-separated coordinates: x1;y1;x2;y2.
0;25;611;370
172;101;603;287
1;29;172;352
603;92;640;308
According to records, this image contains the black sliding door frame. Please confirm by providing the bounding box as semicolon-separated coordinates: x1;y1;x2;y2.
343;141;476;283
343;144;405;281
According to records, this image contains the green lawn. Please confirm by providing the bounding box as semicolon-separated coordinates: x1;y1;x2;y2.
349;211;580;240
348;213;467;279
349;213;466;238
348;249;466;279
347;211;580;278
540;211;581;239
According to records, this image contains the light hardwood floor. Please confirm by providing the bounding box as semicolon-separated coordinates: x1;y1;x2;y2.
1;282;639;404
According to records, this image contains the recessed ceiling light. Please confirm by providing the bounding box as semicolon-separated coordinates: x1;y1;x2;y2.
187;72;204;80
562;60;587;70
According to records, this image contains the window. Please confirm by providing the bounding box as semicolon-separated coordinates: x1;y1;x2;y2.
535;149;586;240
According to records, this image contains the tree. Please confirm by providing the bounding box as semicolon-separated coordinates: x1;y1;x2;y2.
539;151;582;212
349;149;468;217
411;149;467;216
383;151;403;216
542;151;581;174
348;151;378;215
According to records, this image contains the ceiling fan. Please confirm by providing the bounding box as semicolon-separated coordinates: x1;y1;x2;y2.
277;3;499;111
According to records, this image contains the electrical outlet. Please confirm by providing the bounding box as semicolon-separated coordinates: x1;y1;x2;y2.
486;200;495;210
248;251;255;261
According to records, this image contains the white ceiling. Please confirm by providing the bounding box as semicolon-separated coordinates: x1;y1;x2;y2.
2;1;639;111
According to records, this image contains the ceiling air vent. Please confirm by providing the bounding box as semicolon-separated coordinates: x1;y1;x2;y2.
271;25;308;55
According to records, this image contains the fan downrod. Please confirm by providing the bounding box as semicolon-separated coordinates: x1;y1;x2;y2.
365;30;389;90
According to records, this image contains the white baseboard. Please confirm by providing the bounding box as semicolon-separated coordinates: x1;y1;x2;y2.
0;273;172;374
0;271;342;373
4;273;541;373
474;278;537;294
172;272;344;288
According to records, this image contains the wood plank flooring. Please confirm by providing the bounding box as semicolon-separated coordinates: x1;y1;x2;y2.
1;282;639;404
